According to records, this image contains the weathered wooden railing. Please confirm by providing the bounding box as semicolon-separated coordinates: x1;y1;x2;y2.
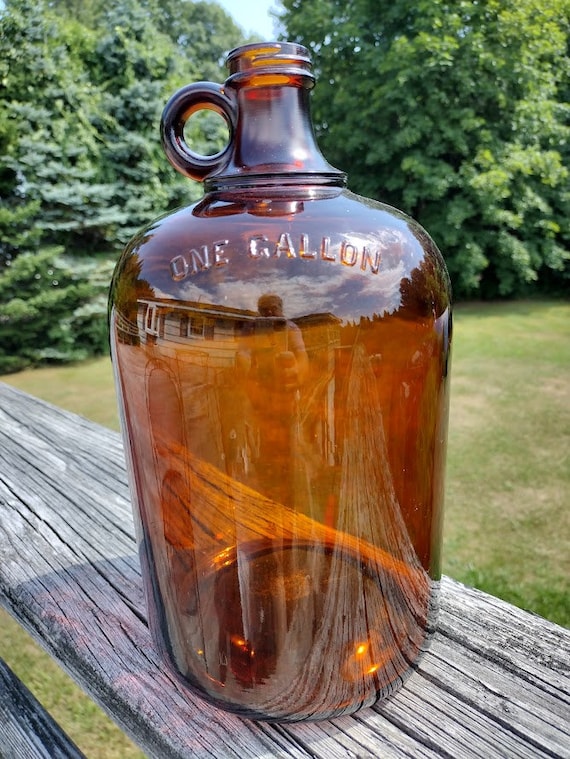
0;381;568;758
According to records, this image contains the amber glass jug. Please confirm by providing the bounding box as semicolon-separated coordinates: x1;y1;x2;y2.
109;41;452;722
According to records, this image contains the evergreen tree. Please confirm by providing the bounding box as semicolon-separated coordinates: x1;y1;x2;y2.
87;0;196;245
0;0;246;258
0;0;123;256
0;107;41;266
0;248;111;373
0;0;249;370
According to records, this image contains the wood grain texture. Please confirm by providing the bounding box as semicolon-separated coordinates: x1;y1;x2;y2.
0;381;568;758
0;658;86;759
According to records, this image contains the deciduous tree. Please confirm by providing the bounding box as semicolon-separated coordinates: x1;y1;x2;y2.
280;0;570;297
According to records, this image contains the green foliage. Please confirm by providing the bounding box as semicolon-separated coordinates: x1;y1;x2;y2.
151;0;255;80
0;0;248;371
86;0;190;243
280;0;570;298
0;250;112;372
0;105;42;264
0;0;248;259
0;0;119;255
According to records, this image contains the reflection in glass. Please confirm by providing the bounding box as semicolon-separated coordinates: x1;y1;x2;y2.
110;39;452;722
111;216;450;719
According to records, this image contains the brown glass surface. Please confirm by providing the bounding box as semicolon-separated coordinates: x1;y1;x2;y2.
110;186;451;720
112;39;451;721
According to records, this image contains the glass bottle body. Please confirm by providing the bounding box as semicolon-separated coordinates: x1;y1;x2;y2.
110;185;451;721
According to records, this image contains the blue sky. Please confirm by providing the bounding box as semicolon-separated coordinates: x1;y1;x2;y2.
216;0;282;41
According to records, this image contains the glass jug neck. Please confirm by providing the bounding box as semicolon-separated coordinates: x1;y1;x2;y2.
206;43;346;192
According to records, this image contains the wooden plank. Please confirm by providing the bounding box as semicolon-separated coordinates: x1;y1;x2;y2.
0;382;569;758
0;658;86;759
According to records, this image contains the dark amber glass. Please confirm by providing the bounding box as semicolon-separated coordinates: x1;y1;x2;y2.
110;42;452;722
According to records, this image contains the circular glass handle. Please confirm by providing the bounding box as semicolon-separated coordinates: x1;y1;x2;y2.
160;82;237;182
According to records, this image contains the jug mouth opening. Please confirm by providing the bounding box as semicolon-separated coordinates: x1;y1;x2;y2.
226;41;314;84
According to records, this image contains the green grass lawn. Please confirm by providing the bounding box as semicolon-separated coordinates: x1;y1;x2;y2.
1;299;569;754
445;300;569;624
